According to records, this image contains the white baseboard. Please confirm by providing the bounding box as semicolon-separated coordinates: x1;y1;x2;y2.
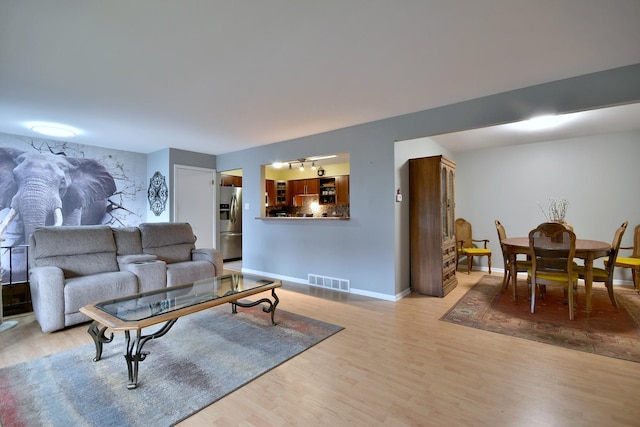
240;267;401;301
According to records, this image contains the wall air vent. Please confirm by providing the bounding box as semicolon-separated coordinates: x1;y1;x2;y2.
308;274;350;292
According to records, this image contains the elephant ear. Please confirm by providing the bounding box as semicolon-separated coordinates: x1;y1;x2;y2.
63;157;117;209
0;148;24;208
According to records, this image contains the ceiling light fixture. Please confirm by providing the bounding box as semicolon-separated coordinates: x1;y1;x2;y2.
308;155;337;161
30;123;78;138
273;157;324;172
509;114;572;131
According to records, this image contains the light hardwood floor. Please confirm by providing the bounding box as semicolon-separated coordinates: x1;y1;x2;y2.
1;271;639;426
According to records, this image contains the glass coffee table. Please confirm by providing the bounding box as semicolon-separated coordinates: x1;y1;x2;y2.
79;273;281;389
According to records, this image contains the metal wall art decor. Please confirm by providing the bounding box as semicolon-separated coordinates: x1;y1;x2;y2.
147;171;168;216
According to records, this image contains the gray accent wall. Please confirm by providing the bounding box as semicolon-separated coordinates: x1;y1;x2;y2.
147;148;217;222
216;64;640;300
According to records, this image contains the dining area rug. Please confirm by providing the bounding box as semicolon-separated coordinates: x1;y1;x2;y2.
0;306;343;427
441;275;640;363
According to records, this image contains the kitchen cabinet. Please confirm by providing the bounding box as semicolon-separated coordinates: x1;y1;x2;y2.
319;176;349;205
221;175;242;187
335;175;349;205
290;178;319;198
265;179;276;206
275;180;288;206
409;155;457;297
319;178;336;204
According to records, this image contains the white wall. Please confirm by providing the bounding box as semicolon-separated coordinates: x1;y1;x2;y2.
454;130;640;281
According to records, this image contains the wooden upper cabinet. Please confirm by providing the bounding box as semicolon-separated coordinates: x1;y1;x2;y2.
335;175;349;205
221;175;242;187
265;179;276;206
291;178;319;196
275;181;288;206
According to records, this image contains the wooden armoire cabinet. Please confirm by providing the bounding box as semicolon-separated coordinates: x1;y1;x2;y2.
409;155;457;296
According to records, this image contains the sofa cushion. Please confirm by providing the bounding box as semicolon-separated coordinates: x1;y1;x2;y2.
31;226;119;277
64;271;138;314
113;227;143;255
139;222;196;264
166;260;215;287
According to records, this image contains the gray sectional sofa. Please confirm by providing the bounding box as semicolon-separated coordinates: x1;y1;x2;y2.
28;222;223;333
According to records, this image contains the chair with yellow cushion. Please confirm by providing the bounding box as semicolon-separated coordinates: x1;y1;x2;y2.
606;223;640;293
576;221;627;310
528;222;578;320
495;219;531;290
455;218;491;274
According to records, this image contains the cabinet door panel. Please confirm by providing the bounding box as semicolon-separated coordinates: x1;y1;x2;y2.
335;175;349;205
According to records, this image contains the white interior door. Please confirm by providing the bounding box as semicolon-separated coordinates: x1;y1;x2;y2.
174;165;216;249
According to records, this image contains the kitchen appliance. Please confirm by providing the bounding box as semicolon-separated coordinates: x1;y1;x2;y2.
293;194;319;207
219;186;242;261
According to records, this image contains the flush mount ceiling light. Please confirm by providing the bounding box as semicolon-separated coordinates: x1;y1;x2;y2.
29;123;78;138
272;161;283;169
508;114;573;131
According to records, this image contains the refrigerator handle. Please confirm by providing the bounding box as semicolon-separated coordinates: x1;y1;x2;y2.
230;193;238;224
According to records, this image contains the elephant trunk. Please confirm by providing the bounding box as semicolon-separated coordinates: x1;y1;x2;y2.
12;179;64;240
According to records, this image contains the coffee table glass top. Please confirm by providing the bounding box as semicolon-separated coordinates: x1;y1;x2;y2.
96;273;277;321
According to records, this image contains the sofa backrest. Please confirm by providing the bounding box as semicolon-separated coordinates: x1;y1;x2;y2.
30;225;119;277
112;227;143;255
139;222;196;264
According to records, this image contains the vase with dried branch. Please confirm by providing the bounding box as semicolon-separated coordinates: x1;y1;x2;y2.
538;197;569;223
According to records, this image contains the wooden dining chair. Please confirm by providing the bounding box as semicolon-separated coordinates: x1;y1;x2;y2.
528;222;578;320
576;221;627;310
606;223;640;293
455;218;491;274
495;220;531;290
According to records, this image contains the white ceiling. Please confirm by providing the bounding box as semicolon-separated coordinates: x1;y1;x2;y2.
1;1;639;155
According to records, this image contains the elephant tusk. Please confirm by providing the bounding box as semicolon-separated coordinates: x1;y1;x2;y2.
0;207;18;238
53;208;63;226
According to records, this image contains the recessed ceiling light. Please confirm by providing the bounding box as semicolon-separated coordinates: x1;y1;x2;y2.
29;123;78;138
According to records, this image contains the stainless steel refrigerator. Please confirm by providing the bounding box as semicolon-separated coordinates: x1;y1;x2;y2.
219;186;242;261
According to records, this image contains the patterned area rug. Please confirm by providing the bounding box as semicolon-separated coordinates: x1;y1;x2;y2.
441;275;640;362
0;307;343;427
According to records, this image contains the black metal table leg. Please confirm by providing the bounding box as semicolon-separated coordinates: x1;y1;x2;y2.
87;321;113;362
231;289;280;325
124;318;178;389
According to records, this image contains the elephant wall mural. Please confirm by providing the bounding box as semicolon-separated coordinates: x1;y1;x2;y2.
0;147;117;244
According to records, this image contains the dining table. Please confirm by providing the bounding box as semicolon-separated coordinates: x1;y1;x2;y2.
501;236;611;313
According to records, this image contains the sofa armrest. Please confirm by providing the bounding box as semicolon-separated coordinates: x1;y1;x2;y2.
120;259;167;292
117;254;158;270
192;248;224;276
29;266;66;333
